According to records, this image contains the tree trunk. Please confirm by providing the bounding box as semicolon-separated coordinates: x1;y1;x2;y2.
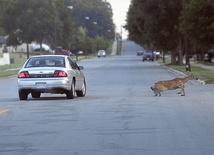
171;51;177;64
178;33;183;65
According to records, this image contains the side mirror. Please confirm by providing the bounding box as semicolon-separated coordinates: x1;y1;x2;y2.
78;66;84;70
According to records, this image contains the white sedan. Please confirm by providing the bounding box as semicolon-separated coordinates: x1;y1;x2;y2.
17;55;86;100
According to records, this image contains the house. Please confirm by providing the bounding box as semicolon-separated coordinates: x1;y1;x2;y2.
0;35;10;65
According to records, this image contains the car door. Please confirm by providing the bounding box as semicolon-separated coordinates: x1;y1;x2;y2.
67;57;84;90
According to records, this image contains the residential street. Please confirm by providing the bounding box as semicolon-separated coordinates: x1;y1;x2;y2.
0;40;214;155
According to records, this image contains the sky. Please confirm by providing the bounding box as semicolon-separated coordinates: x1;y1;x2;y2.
107;0;131;39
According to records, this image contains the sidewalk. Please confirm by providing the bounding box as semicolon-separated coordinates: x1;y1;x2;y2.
111;40;117;56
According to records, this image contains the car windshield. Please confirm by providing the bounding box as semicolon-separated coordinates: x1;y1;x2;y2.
25;56;65;68
98;51;103;53
144;52;153;55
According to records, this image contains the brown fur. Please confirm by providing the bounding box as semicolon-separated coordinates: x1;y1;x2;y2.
151;74;196;96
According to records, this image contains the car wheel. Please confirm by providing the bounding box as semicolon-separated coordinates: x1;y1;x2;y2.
66;80;75;99
76;80;86;97
31;92;41;98
211;57;214;63
19;90;28;100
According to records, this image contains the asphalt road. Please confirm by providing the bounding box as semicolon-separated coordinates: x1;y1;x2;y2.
0;40;214;155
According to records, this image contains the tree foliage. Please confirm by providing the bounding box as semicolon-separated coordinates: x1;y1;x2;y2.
125;0;182;51
125;0;214;63
182;0;214;50
0;0;115;53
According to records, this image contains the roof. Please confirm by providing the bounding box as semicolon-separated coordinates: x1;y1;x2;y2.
30;55;68;58
0;36;6;44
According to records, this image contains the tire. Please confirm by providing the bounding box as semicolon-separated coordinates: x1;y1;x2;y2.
19;90;28;100
31;92;41;98
66;80;75;99
76;80;86;97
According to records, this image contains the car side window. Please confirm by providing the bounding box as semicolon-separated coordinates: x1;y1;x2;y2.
67;57;78;69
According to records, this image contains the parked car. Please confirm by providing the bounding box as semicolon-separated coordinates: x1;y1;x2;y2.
31;43;50;52
142;52;154;61
153;51;162;59
204;50;214;63
17;55;86;100
137;51;144;56
97;50;106;58
55;46;72;56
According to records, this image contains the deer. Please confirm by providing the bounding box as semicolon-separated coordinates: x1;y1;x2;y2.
150;74;196;96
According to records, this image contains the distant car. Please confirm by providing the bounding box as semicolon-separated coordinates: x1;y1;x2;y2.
204;50;214;63
97;50;106;58
142;52;154;61
153;51;162;59
17;55;86;100
77;51;83;55
137;51;144;56
55;46;72;56
31;43;50;52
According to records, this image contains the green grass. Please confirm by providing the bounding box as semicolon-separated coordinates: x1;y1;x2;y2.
0;53;27;77
157;58;214;84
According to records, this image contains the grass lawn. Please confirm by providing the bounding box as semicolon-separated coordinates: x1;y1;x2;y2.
0;53;28;77
157;57;214;84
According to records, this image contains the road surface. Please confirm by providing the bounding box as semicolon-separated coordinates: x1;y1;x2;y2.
0;40;214;155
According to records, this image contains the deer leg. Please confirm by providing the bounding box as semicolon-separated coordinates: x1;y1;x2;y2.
155;89;161;96
153;88;161;96
154;90;158;96
177;85;184;94
180;87;185;96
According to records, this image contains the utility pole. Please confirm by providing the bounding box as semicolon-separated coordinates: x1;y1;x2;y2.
183;0;191;72
121;25;123;40
25;0;29;59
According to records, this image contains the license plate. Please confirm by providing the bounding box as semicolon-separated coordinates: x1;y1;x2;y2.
35;82;47;89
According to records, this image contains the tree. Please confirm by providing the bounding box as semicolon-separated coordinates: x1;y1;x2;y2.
126;0;214;64
125;0;183;64
1;0;54;47
70;0;115;40
0;0;115;54
181;0;214;51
